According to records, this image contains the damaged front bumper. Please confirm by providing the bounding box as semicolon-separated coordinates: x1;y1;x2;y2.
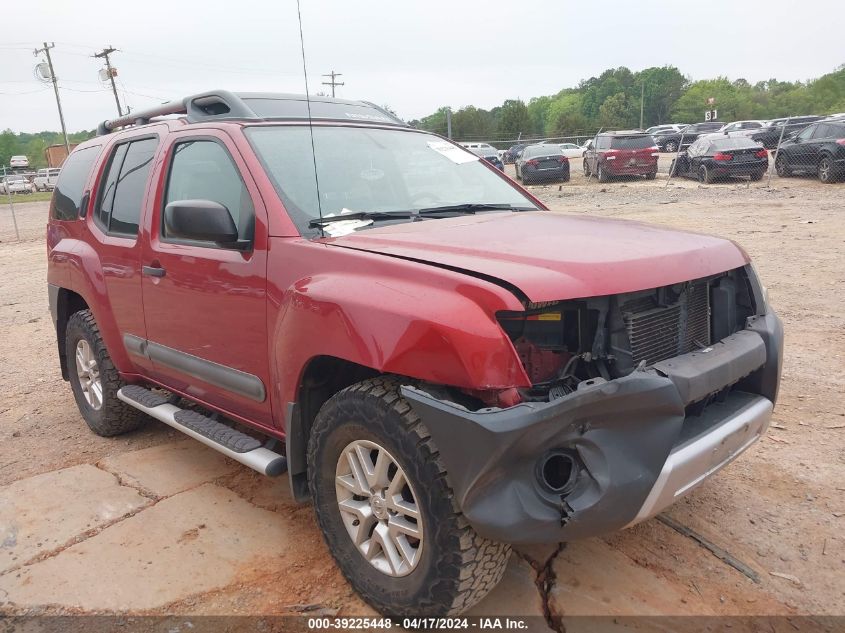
401;312;783;544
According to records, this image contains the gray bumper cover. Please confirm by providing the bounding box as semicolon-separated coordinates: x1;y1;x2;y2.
401;312;783;544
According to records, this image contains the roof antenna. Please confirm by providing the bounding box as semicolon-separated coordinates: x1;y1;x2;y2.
296;0;325;237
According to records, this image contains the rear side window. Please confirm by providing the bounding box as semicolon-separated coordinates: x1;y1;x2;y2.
163;140;254;241
611;136;654;149
95;138;158;236
50;145;102;220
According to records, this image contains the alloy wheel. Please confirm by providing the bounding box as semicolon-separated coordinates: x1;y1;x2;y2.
819;157;832;183
75;339;102;409
335;439;423;577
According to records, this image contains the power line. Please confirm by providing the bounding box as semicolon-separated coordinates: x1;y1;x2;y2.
33;42;70;152
321;70;344;98
93;46;123;117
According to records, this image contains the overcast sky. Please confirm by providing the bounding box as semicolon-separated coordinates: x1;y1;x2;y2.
1;0;842;133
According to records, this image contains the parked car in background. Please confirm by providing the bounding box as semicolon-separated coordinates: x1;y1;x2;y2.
9;155;29;169
656;122;724;152
0;175;35;194
34;167;62;192
645;124;686;136
504;143;528;164
750;116;824;149
583;132;658;182
557;142;586;159
774;119;845;183
670;136;768;184
468;147;504;171
515;144;570;184
459;142;497;153
715;120;768;138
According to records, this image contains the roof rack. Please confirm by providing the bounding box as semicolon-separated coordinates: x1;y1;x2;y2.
96;90;406;135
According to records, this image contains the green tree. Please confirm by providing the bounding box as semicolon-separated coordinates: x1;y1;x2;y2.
598;93;632;129
497;99;530;139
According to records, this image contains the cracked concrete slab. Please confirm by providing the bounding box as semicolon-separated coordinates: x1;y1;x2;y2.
0;484;292;612
98;441;241;498
0;464;150;574
549;539;714;616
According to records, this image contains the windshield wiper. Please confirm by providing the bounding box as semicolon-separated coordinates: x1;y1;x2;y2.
417;203;535;215
308;210;416;228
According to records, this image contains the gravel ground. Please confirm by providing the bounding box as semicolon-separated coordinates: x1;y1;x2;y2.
1;170;843;622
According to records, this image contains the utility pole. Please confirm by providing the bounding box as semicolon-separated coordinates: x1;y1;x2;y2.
33;42;70;153
446;107;452;139
94;46;123;117
321;70;344;98
639;82;645;130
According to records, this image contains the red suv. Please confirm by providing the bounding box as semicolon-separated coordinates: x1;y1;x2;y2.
47;91;783;616
583;131;659;181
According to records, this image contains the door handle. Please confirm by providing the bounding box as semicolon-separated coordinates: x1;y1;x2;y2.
142;265;166;278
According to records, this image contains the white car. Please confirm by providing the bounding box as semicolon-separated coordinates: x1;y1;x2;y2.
9;155;29;168
645;124;686;136
558;142;587;159
710;120;768;139
34;167;61;192
0;176;35;195
459;142;497;153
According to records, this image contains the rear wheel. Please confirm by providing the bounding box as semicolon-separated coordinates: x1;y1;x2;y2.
775;154;791;177
308;377;511;616
698;165;713;184
66;310;144;437
645;171;657;180
583;158;591;177
597;162;609;183
818;155;838;183
749;169;765;182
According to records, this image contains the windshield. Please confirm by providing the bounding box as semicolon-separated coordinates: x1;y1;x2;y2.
246;125;537;236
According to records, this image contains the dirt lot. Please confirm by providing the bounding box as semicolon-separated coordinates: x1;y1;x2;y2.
1;168;843;627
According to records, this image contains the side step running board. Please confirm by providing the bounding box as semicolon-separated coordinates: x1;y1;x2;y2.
117;385;287;477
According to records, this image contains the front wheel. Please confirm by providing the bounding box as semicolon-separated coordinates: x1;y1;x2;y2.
308;378;511;616
775;154;791;177
665;140;678;153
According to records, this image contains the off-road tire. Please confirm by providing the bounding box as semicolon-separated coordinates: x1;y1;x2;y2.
66;310;144;437
307;377;511;616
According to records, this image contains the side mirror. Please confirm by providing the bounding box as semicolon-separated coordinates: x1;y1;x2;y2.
164;199;239;245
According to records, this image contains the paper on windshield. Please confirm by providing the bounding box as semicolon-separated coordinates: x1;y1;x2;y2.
320;208;374;237
427;141;479;164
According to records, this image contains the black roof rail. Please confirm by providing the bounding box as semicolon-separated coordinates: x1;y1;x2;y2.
97;90;407;135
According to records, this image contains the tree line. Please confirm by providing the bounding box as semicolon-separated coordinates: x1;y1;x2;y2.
0;130;95;170
410;64;845;144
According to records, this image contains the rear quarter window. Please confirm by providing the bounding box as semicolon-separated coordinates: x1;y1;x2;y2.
50;145;102;221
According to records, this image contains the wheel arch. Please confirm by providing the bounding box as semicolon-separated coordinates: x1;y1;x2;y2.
50;286;90;380
285;355;381;502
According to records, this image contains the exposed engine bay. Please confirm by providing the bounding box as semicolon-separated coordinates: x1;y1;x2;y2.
496;266;758;404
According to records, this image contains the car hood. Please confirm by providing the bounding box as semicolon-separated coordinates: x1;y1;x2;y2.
325;211;748;303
